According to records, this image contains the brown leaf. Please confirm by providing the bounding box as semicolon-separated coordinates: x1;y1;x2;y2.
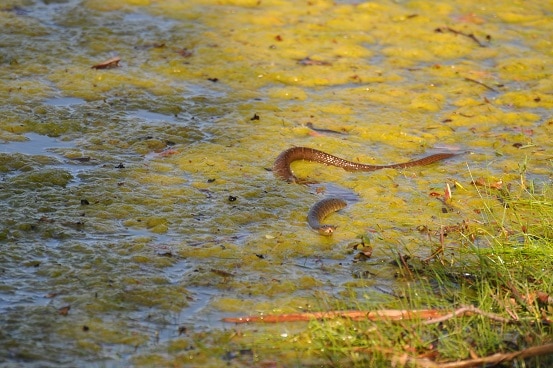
444;183;452;202
489;179;503;189
537;291;553;305
91;56;121;70
156;148;179;157
58;305;71;316
359;246;373;258
211;268;234;278
176;48;193;58
471;177;486;186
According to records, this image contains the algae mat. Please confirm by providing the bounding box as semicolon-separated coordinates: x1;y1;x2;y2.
0;0;551;366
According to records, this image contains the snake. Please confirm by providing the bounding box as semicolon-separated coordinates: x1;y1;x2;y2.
273;146;462;235
307;197;347;236
273;146;460;183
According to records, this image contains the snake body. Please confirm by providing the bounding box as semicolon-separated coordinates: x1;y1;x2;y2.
307;198;347;236
274;146;462;235
273;146;459;183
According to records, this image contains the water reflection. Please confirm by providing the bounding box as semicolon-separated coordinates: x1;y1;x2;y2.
0;132;74;155
0;133;93;184
44;97;86;107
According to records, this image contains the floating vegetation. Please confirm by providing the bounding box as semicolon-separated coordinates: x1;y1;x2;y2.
0;0;551;366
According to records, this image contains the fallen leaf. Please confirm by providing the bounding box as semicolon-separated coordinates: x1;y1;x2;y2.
58;305;71;316
489;179;503;189
211;269;234;278
176;48;193;58
156;149;179;157
536;291;552;305
91;56;121;70
360;246;373;257
444;183;452;202
471;177;487;187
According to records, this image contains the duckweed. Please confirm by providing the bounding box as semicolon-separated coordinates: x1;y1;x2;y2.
1;0;552;366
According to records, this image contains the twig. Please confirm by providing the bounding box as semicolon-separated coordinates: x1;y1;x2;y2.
222;305;514;324
306;122;345;135
464;77;497;92
419;343;553;368
435;27;487;47
422;305;512;325
223;309;446;324
355;343;553;368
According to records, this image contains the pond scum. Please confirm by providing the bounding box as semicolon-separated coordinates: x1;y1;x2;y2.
0;0;552;366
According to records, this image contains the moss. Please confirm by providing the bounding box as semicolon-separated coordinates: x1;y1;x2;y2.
8;169;73;187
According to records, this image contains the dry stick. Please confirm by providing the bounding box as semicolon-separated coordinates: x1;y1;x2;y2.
91;56;121;70
422;305;512;325
222;306;512;324
438;27;487;47
222;309;446;324
464;77;497;92
224;306;552;367
410;343;553;368
361;343;553;368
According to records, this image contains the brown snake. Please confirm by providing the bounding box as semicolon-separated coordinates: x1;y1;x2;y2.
307;198;347;236
273;146;462;235
273;146;460;183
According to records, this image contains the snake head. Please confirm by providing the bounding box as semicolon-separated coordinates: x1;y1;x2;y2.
318;225;337;236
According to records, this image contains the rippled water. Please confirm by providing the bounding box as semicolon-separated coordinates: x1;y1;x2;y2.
1;0;552;366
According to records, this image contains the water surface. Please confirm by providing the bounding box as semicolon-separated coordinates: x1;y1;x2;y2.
0;0;551;366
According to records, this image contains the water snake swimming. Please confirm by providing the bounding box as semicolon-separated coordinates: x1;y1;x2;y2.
274;146;462;235
307;197;347;236
273;146;460;183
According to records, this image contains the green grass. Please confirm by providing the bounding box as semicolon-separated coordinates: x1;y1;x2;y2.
299;177;553;367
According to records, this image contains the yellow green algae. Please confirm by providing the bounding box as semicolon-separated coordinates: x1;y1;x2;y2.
0;0;552;366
